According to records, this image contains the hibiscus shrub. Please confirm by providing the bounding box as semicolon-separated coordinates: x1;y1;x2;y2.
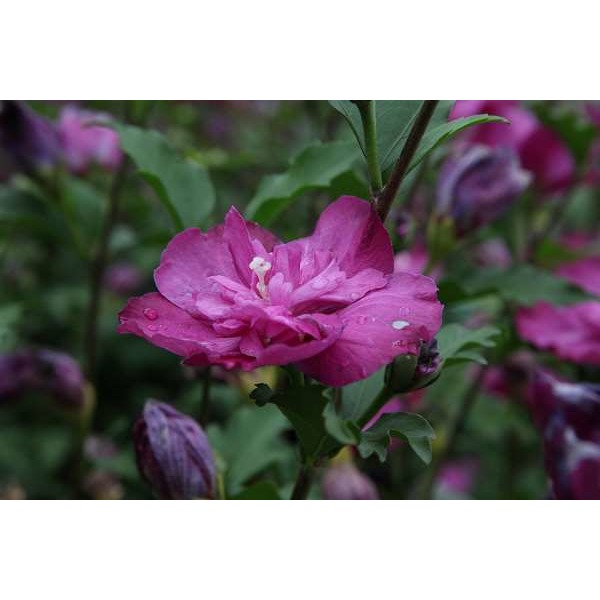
0;100;598;500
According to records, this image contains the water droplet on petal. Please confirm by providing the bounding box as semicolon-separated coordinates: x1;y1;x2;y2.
356;315;369;325
143;308;158;321
350;292;360;301
147;324;158;332
392;320;410;330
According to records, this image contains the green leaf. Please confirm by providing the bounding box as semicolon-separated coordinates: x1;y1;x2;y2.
245;141;361;226
0;303;22;351
254;384;331;460
323;401;361;445
329;101;424;170
460;265;591;306
113;123;215;230
330;100;506;174
358;412;435;464
409;114;508;172
340;367;386;422
206;405;289;496
437;323;500;366
232;481;282;500
61;177;105;241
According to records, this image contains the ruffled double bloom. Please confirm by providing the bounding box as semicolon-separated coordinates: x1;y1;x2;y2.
118;196;443;386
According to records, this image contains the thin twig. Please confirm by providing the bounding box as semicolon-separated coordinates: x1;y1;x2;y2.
83;161;129;381
290;464;313;500
375;100;439;223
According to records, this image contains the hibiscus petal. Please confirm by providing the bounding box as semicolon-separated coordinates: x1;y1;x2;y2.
154;226;237;319
118;293;239;359
223;206;278;286
309;196;394;276
297;273;443;386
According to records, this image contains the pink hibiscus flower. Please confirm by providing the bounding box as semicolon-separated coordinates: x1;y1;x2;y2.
516;301;600;366
118;196;443;387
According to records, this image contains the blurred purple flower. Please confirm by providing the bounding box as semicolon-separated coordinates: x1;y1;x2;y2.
104;262;143;296
0;348;85;408
516;301;600;366
451;100;575;194
57;105;122;174
529;371;600;499
474;238;512;269
556;256;600;297
437;145;531;236
321;462;378;500
0;100;60;172
133;400;216;500
437;459;479;497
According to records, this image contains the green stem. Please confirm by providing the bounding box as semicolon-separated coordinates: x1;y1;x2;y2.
356;100;383;196
290;463;313;500
83;161;129;381
376;100;439;223
358;386;393;429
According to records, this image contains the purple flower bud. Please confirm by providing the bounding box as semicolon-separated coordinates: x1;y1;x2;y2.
0;101;59;172
133;400;216;499
437;145;531;236
544;417;600;500
0;348;85;408
529;371;600;499
414;338;441;382
321;463;379;500
104;262;143;296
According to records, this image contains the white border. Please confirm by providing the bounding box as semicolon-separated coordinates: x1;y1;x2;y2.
0;501;597;599
3;1;600;98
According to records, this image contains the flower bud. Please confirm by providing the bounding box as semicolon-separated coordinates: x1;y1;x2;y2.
413;339;441;385
0;101;59;172
0;348;85;409
436;145;531;236
529;371;600;499
133;400;216;499
321;462;378;500
385;339;441;393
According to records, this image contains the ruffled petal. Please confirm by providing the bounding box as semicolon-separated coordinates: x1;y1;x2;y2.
154;226;237;319
297;272;443;386
118;293;239;359
222;206;279;286
308;196;394;276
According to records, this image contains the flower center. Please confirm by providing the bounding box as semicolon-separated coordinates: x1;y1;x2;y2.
249;256;272;299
